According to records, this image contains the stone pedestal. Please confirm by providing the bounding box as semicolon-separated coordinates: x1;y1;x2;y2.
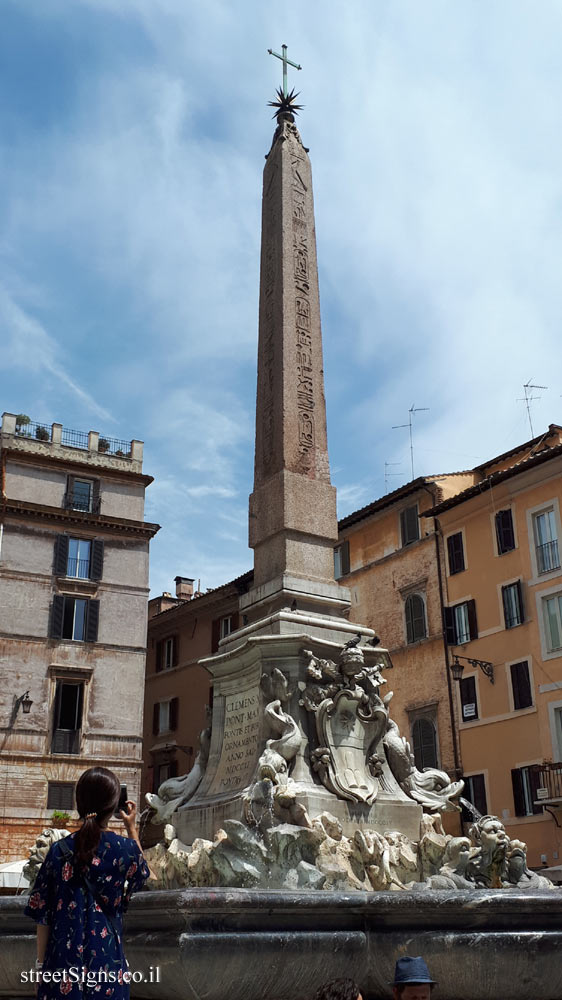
175;624;422;847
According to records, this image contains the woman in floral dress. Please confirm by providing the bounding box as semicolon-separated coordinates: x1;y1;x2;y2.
24;767;151;999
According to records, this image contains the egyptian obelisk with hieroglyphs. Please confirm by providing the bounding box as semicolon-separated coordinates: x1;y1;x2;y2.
245;58;349;622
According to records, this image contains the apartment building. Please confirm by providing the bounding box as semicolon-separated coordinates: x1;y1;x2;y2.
0;412;159;860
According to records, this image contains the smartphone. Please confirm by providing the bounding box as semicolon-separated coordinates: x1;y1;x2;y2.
114;784;128;817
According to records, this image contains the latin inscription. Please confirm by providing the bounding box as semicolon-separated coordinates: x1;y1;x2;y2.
291;151;315;468
207;689;262;795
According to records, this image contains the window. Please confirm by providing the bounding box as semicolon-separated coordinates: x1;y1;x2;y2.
510;661;533;710
53;536;104;580
152;697;179;735
495;509;515;555
334;540;350;579
220;616;233;640
533;508;560;575
50;596;99;642
51;682;83;754
459;675;478;721
153;760;177;791
511;765;543;816
444;600;478;646
542;593;562;652
447;532;465;575
461;773;487;821
405;593;427;644
502;581;524;629
156;635;178;671
47;782;75;811
411;718;438;770
400;505;419;547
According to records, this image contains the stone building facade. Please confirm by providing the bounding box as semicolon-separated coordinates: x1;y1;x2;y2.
424;424;562;868
142;572;252;808
0;412;159;861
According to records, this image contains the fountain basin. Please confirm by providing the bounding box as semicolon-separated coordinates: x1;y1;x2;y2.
2;888;561;1000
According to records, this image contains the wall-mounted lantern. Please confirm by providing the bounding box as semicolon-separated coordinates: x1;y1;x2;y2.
450;654;494;684
19;690;33;714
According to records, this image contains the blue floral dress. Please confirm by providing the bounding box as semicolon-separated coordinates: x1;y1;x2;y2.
24;831;149;999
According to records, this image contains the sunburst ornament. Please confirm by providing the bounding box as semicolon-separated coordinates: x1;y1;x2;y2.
268;86;304;120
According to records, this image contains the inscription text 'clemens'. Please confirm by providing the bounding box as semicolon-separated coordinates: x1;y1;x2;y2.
208;690;261;795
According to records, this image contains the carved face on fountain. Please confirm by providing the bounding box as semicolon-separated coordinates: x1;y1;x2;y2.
471;815;510;853
257;747;289;787
506;839;528;884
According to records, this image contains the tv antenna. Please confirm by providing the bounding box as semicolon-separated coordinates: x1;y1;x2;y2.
517;379;547;437
384;461;402;492
392;404;429;480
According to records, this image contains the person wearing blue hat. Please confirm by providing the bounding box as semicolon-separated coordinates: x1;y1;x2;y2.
390;956;436;999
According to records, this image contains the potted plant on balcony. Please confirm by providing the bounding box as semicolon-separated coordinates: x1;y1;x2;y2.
50;810;71;829
98;437;110;453
35;426;50;441
15;413;31;436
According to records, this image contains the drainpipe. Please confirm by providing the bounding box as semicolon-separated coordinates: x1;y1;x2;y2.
420;485;461;777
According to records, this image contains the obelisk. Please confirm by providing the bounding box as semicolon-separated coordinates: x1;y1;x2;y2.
245;75;348;621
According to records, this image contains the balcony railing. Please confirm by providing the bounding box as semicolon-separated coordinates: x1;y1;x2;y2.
537;540;561;575
531;762;562;801
97;435;132;457
61;426;89;449
66;558;91;579
63;492;101;515
51;729;81;755
15;420;52;442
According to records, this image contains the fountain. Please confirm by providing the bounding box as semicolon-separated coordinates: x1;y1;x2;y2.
1;68;561;1000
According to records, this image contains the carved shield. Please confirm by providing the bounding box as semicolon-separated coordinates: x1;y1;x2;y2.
316;689;381;805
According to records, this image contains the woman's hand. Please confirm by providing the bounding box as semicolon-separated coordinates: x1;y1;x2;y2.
119;800;137;836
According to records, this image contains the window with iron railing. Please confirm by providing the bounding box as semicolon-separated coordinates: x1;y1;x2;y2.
533;509;560;574
63;477;101;514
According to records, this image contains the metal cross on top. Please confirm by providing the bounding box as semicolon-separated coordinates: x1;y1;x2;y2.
268;43;302;98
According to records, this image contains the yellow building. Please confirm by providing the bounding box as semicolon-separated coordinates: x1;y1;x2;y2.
424;425;562;867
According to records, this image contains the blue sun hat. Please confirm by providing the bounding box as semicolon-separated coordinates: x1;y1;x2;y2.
390;957;437;985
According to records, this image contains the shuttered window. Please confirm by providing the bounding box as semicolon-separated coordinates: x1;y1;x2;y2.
405;594;427;644
443;600;478;645
50;596;100;642
512;766;543;816
461;773;487;821
447;532;465;575
502;581;524;628
460;675;478;721
412;718;438;770
495;509;515;554
510;661;533;710
400;505;420;547
51;682;84;754
334;541;350;579
47;782;75;811
54;536;103;580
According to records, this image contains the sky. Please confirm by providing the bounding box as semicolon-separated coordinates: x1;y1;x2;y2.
1;0;561;597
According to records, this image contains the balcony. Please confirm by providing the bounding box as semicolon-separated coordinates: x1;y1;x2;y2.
536;540;561;575
51;729;81;755
531;762;562;806
2;412;143;467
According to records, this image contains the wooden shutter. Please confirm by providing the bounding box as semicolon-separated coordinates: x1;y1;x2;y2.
54;535;69;576
496;510;515;554
152;703;159;736
92;479;100;514
516;580;524;623
169;697;179;731
528;765;545;815
467;599;478;640
90;540;104;581
169;760;178;779
447;532;465;574
460;675;478;721
401;506;419;546
443;606;456;645
172;635;179;667
66;475;75;508
85;600;100;642
471;774;487;815
510;661;532;710
50;595;65;639
155;641;163;673
511;768;526;816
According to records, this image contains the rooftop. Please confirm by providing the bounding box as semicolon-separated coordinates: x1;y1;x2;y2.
1;411;144;473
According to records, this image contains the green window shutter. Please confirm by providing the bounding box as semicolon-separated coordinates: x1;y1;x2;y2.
50;595;65;638
511;768;526;817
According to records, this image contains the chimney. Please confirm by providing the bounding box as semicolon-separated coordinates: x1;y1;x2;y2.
175;576;195;601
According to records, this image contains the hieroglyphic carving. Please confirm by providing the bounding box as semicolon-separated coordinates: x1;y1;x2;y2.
259;166;279;476
290;149;315;468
